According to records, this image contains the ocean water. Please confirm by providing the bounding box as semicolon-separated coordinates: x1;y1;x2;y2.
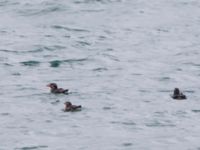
1;0;200;149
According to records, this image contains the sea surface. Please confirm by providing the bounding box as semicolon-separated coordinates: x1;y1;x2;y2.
1;0;200;149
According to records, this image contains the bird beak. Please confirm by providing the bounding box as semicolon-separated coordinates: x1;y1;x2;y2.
47;84;50;87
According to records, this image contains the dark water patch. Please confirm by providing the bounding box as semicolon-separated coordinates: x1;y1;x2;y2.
51;45;66;50
3;63;13;66
102;53;120;61
0;49;18;53
131;73;142;76
15;145;48;150
18;5;66;16
102;106;112;110
72;125;79;128
106;48;113;51
26;45;66;53
19;35;26;38
146;120;176;127
175;52;186;56
0;113;10;116
51;100;60;105
59;58;88;63
45;34;53;37
122;142;133;147
192;110;200;113
110;121;119;124
76;41;91;46
9;48;44;54
0;1;19;7
49;60;61;67
156;28;169;33
20;61;40;66
74;0;104;4
63;35;71;38
98;35;107;40
13;84;23;87
139;10;144;14
183;62;200;67
81;9;105;13
52;25;90;33
23;48;44;53
26;118;35;123
49;58;88;67
139;89;150;93
122;121;136;126
0;30;7;33
176;68;182;71
158;77;171;81
111;121;136;126
12;72;21;76
74;0;122;4
92;67;108;72
0;1;7;7
45;120;53;123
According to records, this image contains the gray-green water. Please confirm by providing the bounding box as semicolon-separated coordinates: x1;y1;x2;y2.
1;0;200;149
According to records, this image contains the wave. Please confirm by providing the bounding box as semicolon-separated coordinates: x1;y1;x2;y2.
18;3;66;16
15;145;48;150
92;67;108;72
19;58;89;67
49;58;89;67
74;0;123;4
0;45;66;54
20;61;41;66
52;25;90;33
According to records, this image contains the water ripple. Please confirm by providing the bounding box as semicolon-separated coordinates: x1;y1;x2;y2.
49;60;61;68
49;58;89;67
21;45;66;54
0;49;18;53
92;67;108;72
145;120;176;127
0;1;19;7
74;0;123;4
0;113;10;116
122;143;133;147
15;145;48;150
20;61;41;66
52;25;90;33
18;5;66;16
191;110;200;113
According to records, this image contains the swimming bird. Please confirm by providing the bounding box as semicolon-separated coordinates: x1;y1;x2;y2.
47;83;69;94
63;101;82;112
171;88;187;100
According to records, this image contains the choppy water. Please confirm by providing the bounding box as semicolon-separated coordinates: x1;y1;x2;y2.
1;0;200;149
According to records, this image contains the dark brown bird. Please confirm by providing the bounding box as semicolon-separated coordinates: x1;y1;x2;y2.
64;101;82;112
171;88;187;100
47;83;69;94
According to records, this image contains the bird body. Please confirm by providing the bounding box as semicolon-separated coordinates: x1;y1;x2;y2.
171;88;187;100
64;101;82;112
47;83;69;94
